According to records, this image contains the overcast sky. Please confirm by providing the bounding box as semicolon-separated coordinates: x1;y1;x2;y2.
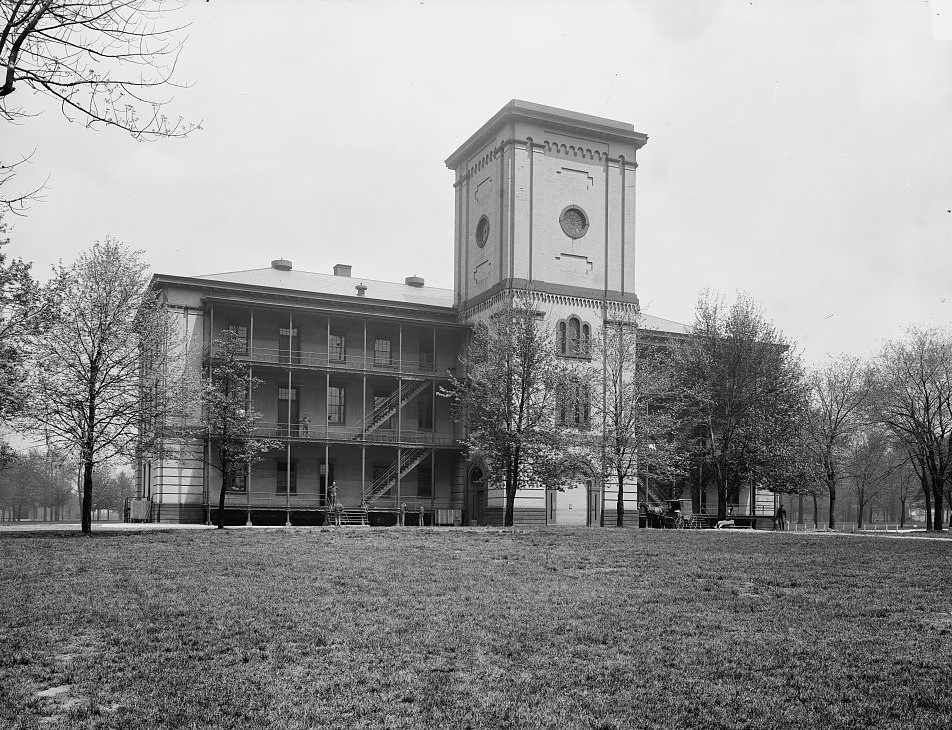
5;0;951;365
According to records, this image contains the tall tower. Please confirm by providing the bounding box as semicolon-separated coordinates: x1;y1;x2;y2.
445;100;648;318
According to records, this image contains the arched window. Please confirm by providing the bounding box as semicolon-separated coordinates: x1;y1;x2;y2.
558;321;567;355
581;323;591;356
558;379;591;427
568;317;581;355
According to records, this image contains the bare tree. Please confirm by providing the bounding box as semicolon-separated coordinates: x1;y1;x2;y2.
801;355;872;529
90;466;134;518
23;238;179;533
1;1;199;211
589;315;684;526
672;292;805;520
875;327;952;531
446;294;572;527
201;330;279;529
844;426;898;529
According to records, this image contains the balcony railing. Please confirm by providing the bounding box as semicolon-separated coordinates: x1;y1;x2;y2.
205;345;457;378
255;421;457;447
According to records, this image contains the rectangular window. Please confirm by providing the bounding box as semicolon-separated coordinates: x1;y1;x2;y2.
417;466;432;499
276;460;297;494
418;391;433;430
227;466;247;492
558;381;590;427
374;338;392;366
329;332;346;362
279;327;300;364
576;383;591;427
227;324;248;353
328;385;345;424
419;339;434;371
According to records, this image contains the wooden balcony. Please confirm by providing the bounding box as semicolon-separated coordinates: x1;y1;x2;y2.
205;345;458;379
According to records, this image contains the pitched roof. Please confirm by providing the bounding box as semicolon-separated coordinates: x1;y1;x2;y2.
181;265;690;334
193;266;455;308
639;312;692;335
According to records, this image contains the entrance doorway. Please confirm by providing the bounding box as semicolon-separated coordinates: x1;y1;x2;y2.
545;489;557;525
467;466;485;525
279;386;300;436
587;480;600;526
319;460;334;505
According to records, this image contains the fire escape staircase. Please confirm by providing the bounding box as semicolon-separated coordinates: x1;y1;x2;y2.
353;378;431;439
363;448;430;504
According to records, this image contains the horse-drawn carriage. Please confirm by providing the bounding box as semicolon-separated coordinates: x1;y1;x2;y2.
640;499;710;529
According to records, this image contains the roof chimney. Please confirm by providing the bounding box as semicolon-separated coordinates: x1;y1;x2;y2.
333;264;352;277
271;258;292;271
405;275;425;288
355;283;367;297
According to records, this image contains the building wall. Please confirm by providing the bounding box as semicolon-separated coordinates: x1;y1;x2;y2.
444;106;647;527
144;295;467;523
144;103;653;528
455;122;640;311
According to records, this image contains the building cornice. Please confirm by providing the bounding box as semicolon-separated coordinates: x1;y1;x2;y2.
445;99;648;170
150;274;468;328
460;278;639;315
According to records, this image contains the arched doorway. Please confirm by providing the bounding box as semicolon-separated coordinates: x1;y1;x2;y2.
467;465;486;525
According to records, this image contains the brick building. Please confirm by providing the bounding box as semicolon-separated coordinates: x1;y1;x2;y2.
140;100;692;526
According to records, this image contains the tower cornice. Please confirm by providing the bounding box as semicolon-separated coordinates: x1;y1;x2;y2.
445;99;648;171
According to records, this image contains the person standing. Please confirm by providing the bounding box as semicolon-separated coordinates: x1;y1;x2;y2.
776;504;787;531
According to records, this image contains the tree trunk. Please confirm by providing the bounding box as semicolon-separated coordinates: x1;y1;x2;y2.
504;450;519;527
615;466;625;527
932;484;944;531
827;484;836;530
717;477;728;520
922;480;932;530
217;456;228;529
81;457;94;534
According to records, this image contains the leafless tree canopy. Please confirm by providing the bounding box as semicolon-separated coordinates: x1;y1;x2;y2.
24;238;185;533
445;294;575;527
802;355;872;529
590;315;685;527
875;327;952;531
1;1;198;211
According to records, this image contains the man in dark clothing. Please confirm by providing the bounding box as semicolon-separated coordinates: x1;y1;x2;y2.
776;504;787;531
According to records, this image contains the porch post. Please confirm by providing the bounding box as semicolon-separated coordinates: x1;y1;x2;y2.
247;309;254;526
286;313;292;528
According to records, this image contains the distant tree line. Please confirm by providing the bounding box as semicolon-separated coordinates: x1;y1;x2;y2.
0;449;133;522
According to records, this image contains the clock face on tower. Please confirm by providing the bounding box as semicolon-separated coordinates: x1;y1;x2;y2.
560;206;589;239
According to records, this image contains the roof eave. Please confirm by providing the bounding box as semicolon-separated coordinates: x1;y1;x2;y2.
149;273;459;319
445;99;648;169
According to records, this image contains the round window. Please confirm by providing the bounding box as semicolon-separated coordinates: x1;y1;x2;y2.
475;215;490;248
559;206;589;239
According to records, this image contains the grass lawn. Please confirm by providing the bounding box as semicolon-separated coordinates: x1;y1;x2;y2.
1;528;951;729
